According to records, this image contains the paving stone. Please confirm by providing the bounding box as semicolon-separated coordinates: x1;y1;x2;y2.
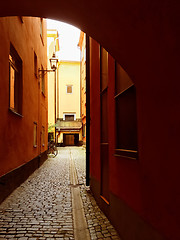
71;147;121;240
0;147;121;240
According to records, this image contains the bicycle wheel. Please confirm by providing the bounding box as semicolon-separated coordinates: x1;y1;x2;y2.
53;146;58;157
47;148;55;158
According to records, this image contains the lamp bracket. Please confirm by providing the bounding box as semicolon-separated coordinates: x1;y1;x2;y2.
38;68;55;79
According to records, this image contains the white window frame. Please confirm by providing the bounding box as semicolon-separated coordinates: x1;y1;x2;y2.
63;113;76;121
66;85;73;94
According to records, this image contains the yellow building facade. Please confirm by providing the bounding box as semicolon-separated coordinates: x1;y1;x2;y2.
56;61;82;146
47;29;60;142
78;31;86;145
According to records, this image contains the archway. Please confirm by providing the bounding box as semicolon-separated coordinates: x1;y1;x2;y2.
0;1;180;239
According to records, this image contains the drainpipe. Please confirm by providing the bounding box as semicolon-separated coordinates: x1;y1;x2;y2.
86;35;90;186
54;68;57;144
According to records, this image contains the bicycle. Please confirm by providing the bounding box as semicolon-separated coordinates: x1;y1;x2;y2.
47;141;58;158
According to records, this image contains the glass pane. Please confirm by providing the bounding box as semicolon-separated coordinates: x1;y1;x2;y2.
10;66;15;109
65;115;74;121
67;85;72;93
34;124;37;146
115;62;133;95
116;85;137;150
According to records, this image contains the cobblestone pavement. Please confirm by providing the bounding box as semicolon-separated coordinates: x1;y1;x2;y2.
69;147;120;240
0;147;121;240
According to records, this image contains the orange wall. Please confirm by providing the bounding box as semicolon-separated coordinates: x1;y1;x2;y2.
0;17;48;177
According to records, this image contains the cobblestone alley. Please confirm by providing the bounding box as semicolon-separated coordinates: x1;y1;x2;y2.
0;147;120;240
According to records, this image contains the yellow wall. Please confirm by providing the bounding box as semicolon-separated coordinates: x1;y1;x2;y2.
80;33;86;120
47;30;59;137
58;61;80;119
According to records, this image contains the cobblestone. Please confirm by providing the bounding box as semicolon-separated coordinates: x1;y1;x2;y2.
0;147;121;240
70;147;121;240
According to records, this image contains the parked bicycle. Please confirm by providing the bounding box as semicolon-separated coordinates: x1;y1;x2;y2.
47;141;58;157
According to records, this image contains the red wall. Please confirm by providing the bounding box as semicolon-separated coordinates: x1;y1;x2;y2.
0;17;48;177
89;38;180;240
90;38;101;181
0;1;179;239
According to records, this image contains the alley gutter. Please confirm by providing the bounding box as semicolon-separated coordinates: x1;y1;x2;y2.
69;150;91;240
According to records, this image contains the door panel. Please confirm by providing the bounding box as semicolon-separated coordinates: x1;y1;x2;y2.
101;143;109;201
100;47;109;202
63;134;74;146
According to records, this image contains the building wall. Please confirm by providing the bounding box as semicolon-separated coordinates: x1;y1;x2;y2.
47;30;59;140
57;61;81;145
0;17;48;191
59;61;80;118
78;31;86;144
89;38;167;240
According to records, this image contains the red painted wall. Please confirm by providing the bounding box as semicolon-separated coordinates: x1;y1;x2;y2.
0;17;48;177
0;1;179;239
89;38;180;240
90;38;101;182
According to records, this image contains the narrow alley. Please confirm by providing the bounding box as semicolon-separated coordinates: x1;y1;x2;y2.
0;147;120;240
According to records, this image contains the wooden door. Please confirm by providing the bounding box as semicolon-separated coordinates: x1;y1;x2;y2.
64;134;74;146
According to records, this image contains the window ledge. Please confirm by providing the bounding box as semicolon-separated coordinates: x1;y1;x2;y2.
114;149;138;160
9;108;23;118
100;195;110;205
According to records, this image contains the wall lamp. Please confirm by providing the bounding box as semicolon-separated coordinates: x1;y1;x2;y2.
38;52;59;145
38;52;58;78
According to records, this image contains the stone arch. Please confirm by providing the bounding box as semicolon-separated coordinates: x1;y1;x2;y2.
0;0;179;86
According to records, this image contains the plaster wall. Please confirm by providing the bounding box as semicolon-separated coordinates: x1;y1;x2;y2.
58;61;80;118
0;16;48;177
89;37;180;240
47;31;59;135
79;32;86;143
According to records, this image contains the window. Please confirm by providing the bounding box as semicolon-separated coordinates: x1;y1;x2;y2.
9;44;22;115
42;126;45;146
83;123;86;137
40;18;43;39
48;132;54;142
114;62;138;159
41;65;45;94
65;115;74;121
33;122;37;147
63;113;76;121
34;52;37;78
66;85;73;94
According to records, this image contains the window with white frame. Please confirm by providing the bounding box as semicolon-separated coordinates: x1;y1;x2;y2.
63;113;76;121
66;85;73;94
